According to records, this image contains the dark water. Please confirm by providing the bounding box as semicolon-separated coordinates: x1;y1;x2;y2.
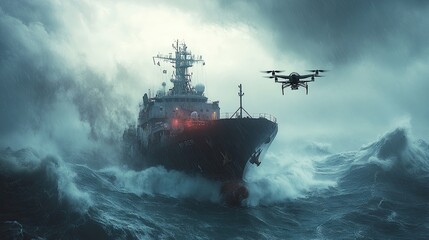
1;128;429;239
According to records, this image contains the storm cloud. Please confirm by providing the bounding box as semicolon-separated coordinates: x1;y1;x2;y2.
190;0;429;64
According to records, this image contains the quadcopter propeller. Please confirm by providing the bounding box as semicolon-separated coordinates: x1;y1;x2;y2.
261;70;284;73
306;69;329;72
306;69;329;75
261;70;284;76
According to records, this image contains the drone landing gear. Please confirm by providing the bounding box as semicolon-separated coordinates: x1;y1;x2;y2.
281;82;309;95
281;83;289;95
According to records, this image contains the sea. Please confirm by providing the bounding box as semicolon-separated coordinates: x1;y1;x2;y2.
1;127;428;240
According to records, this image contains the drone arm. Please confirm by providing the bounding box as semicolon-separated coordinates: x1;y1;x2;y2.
275;80;289;83
299;74;315;79
274;75;291;80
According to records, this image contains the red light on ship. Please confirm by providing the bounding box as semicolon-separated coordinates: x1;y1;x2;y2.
186;120;192;128
172;119;179;128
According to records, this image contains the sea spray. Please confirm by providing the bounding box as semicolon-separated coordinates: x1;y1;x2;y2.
245;152;335;206
99;166;222;203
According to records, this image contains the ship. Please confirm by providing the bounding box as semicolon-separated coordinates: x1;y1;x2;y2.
123;41;278;205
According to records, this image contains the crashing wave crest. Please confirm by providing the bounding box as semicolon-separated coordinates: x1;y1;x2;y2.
0;147;92;214
244;127;429;206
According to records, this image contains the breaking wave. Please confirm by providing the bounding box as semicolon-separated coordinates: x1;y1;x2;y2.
0;148;93;239
330;127;429;197
312;127;429;239
245;127;429;207
245;151;335;206
0;147;92;212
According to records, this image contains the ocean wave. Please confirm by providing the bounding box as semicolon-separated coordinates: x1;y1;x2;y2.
244;152;336;206
345;128;429;183
0;147;92;218
0;147;160;239
1;127;428;239
243;127;429;207
319;126;429;237
98;166;222;203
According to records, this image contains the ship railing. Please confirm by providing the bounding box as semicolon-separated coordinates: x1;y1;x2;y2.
220;113;277;123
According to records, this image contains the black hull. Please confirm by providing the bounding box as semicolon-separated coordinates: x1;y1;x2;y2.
140;118;277;182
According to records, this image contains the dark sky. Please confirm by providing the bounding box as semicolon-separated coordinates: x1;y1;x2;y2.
1;0;428;153
215;0;429;64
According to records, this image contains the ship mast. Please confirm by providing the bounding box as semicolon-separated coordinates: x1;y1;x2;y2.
231;84;251;119
153;40;205;95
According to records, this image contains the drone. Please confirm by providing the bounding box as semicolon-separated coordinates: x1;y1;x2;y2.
262;69;328;95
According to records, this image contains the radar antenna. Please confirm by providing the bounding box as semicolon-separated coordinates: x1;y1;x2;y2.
153;40;205;95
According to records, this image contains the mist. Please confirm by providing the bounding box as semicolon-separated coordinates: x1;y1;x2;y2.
0;1;140;161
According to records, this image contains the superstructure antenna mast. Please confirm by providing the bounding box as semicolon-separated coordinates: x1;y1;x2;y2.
153;40;205;95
